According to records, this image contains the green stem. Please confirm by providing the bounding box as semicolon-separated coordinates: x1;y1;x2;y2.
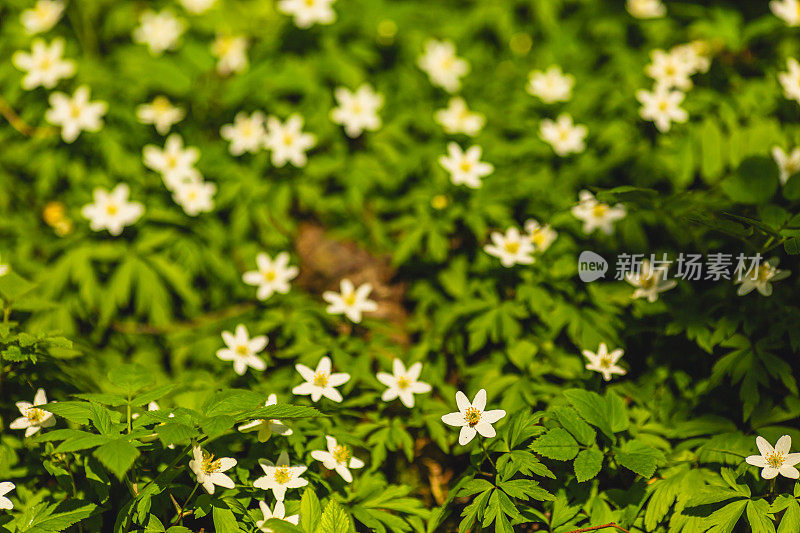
479;439;496;471
171;482;200;526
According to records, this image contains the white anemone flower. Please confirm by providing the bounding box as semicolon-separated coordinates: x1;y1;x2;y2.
133;10;185;56
173;180;216;216
745;435;800;479
221;111;266;155
735;257;790;297
322;279;378;323
526;66;574;103
771;0;800;26
484;227;535;267
216;324;267;376
311;436;365;483
237;394;293;442
636;86;688;133
438;142;493;189
242;252;299;301
9;388;55;437
376;359;432;408
211;35;249;76
142;134;202;190
81;184;144;236
188;445;236;494
524;219;558;252
582;343;627;381
277;0;336;28
772;146;800;185
292;356;350;403
253;451;308;501
539;114;587;156
626;0;666;18
434;97;485;136
12;38;75;90
256;500;299;532
417;39;469;93
21;0;65;34
263;115;316;168
570;190;626;235
645;49;693;91
625;259;677;302
136;96;184;135
779;58;800;105
330;84;383;138
441;389;506;446
0;483;14;510
45;86;107;143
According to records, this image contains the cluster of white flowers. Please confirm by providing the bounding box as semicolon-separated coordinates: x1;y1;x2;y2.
484;221;557;267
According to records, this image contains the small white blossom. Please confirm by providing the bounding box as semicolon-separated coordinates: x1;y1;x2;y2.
672;41;711;74
735;257;790;297
311;436;365;483
539;114;587;156
221;112;267;155
376;359;432;408
81;184;144;236
779;58;800;105
745;435;800;479
526;66;574;103
330;84;383;138
418;39;469;93
583;343;627;381
136;96;184;135
216;324;267;376
264;115;316;168
253;451;308;501
772;146;800;185
322;279;378;323
256;501;299;532
524;219;558;252
626;0;666;18
0;483;14;511
441;389;506;446
625;259;677;302
133;10;185;56
242;252;299;301
484;227;535;267
292;356;350;403
188;444;236;494
0;255;9;277
21;0;65;34
143;134;202;190
211;35;249;76
645;49;693;91
434;97;485;136
571;190;626;235
277;0;336;28
45;86;107;143
9;388;55;438
238;394;293;442
771;0;800;26
179;0;216;14
12;38;75;90
635;85;688;133
438;142;493;189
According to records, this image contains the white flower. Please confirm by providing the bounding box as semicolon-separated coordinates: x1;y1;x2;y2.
571;190;626;235
779;58;800;105
539;114;587;156
330;84;383;138
12;38;75;90
242;252;299;301
625;259;677;302
211;35;249;76
81;184;144;236
173;180;216;216
771;0;800;26
136;96;185;135
772;146;800;185
645;49;693;91
292;356;350;403
418;39;469;93
635;86;688;133
221;112;267;155
626;0;666;18
0;255;9;277
0;482;14;510
745;435;800;479
672;41;711;75
45;86;107;143
376;359;432;408
484;227;535;267
256;500;299;532
131;401;161;420
21;0;65;34
9;388;55;438
179;0;216;14
311;436;365;483
582;343;627;381
253;451;308;501
438;142;493;189
434;97;485;136
322;279;378;323
143;134;202;190
441;389;506;446
264;115;316;167
526;66;575;103
216;324;267;376
735;257;790;297
188;445;236;494
133;10;185;56
524;219;558;252
277;0;336;28
238;394;293;442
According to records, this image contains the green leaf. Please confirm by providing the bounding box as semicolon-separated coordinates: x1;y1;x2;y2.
777;499;800;533
200;415;235;438
552;407;596;446
212;504;240;533
562;389;614;440
316;499;352;533
201;389;265;417
530;428;579;461
26;500;98;531
614;440;664;479
155;422;198;446
721;156;779;205
0;271;35;301
131;384;175;406
107;364;155;395
92;438;140;479
573;448;603;482
746;499;776;533
301;488;322;533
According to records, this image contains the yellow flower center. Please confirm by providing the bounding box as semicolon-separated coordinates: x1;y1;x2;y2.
106;203;118;216
332;445;351;464
766;451;785;469
235;344;249;356
658;100;669;111
464;407;481;427
504;241;520;254
756;264;773;282
314;372;329;387
431;195;448;209
201;451;222;474
273;466;292;484
344;294;357;307
639;273;657;289
152;97;171;113
592;204;608;217
396;376;411;389
532;231;546;247
599;356;612;369
27;408;46;423
166;155;178;168
263;270;276;281
459;160;472;172
187;190;198;201
283;134;294;146
69;103;82;118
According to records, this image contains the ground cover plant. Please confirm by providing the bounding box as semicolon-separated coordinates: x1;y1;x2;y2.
1;0;800;531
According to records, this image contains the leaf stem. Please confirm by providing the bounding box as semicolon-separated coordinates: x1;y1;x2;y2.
561;523;631;533
170;482;200;526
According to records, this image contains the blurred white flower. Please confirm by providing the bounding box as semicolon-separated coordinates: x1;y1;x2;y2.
221;111;266;155
9;388;55;438
539;114;587;156
626;0;666;19
264;115;316;167
526;66;574;103
484;227;535;267
0;255;9;277
292;356;350;403
216;324;267;376
434;97;485;136
12;38;75;90
418;39;469;93
438;142;493;189
0;482;14;511
583;343;627;381
133;10;185;56
238;394;293;442
779;58;800;105
179;0;216;14
21;0;65;34
277;0;336;28
45;85;107;143
81;184;144;236
771;0;800;26
735;257;790;297
646;49;693;91
136;96;184;135
242;252;299;301
330;84;383;138
211;35;249;76
253;451;308;501
376;359;432;408
672;41;711;74
311;436;365;483
189;444;236;494
143;134;202;190
441;389;506;446
256;501;299;532
524;219;558;252
636;85;688;133
322;279;378;323
745;435;800;479
772;146;800;185
571;190;626;235
625;260;676;302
